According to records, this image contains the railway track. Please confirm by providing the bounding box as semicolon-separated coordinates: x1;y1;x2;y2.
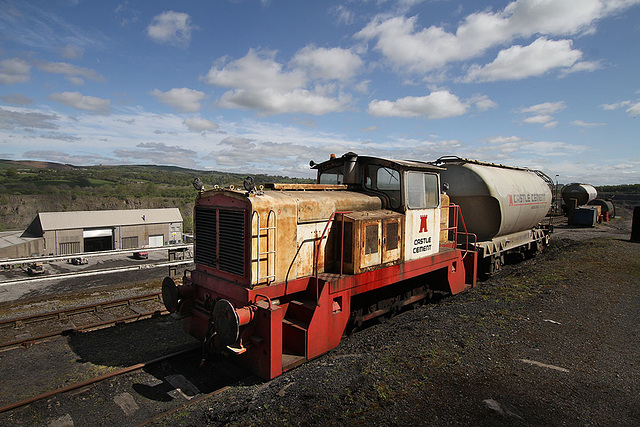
0;346;199;414
0;292;168;350
0;336;253;425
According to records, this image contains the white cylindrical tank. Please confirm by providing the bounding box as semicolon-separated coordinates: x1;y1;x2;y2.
438;159;552;241
562;183;597;206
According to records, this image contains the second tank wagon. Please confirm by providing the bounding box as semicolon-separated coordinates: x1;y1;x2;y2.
435;156;553;275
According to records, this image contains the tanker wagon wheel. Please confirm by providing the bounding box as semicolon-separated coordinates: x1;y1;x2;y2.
491;254;504;274
524;243;537;260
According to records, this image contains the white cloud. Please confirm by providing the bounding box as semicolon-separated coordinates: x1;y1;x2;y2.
202;49;307;91
291;46;363;81
1;94;34;105
0;58;31;84
476;135;589;160
600;99;640;117
470;94;498;112
329;5;355;25
48;92;110;114
560;60;602;76
356;0;638;74
150;88;206;113
368;90;468;119
523;114;555;124
146;11;195;47
202;49;352;116
67;76;85;86
0;2;109;52
627;101;640;116
217;88;348;116
36;60;105;83
601;101;629;110
206;136;322;175
503;0;605;36
59;44;83;59
114;142;198;165
571;120;605;127
0;106;59;130
183;117;219;133
356;15;487;73
464;38;582;82
521;101;566;115
520;101;565;127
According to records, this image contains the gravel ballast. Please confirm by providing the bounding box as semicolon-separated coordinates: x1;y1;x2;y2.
162;217;639;426
0;214;638;426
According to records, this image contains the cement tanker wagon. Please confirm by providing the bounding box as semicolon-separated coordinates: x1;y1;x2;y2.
562;183;597;207
435;156;553;275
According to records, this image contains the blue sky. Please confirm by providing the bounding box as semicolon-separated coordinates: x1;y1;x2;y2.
1;0;639;185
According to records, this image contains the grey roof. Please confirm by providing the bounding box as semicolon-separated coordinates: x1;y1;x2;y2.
0;231;41;250
36;208;183;231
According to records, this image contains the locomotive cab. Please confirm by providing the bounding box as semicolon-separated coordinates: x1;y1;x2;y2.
315;153;449;263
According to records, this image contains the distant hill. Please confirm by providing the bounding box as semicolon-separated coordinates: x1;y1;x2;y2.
0;159;78;171
0;159;313;232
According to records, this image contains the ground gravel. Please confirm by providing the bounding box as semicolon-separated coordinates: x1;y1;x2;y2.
160;212;639;426
1;211;637;426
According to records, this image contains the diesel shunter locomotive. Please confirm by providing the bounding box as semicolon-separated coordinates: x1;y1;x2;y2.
162;153;553;379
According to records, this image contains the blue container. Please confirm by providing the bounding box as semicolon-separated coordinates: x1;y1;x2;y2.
573;207;597;227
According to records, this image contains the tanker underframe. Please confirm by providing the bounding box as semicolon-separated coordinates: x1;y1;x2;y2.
468;226;552;277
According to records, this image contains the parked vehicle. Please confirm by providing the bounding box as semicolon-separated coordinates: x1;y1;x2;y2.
133;251;149;260
26;262;46;275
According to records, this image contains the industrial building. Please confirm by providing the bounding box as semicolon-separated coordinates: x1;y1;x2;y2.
0;208;183;259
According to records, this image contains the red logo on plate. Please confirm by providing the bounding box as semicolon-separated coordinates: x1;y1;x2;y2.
419;215;428;233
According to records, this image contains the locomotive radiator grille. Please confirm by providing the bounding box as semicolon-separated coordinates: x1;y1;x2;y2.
195;208;217;269
218;209;245;276
195;207;245;276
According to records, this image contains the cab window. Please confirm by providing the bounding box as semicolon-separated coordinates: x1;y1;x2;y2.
364;165;401;209
406;172;439;209
319;167;343;184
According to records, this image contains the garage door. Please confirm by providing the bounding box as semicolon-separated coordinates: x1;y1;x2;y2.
149;235;164;247
83;229;113;238
83;228;114;252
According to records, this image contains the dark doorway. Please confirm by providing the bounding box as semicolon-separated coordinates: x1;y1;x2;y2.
84;236;113;252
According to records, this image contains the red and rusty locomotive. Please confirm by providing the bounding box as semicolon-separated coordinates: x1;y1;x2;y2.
162;153;552;379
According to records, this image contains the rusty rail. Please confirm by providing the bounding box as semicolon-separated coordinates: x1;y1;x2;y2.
0;346;199;414
0;292;167;350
